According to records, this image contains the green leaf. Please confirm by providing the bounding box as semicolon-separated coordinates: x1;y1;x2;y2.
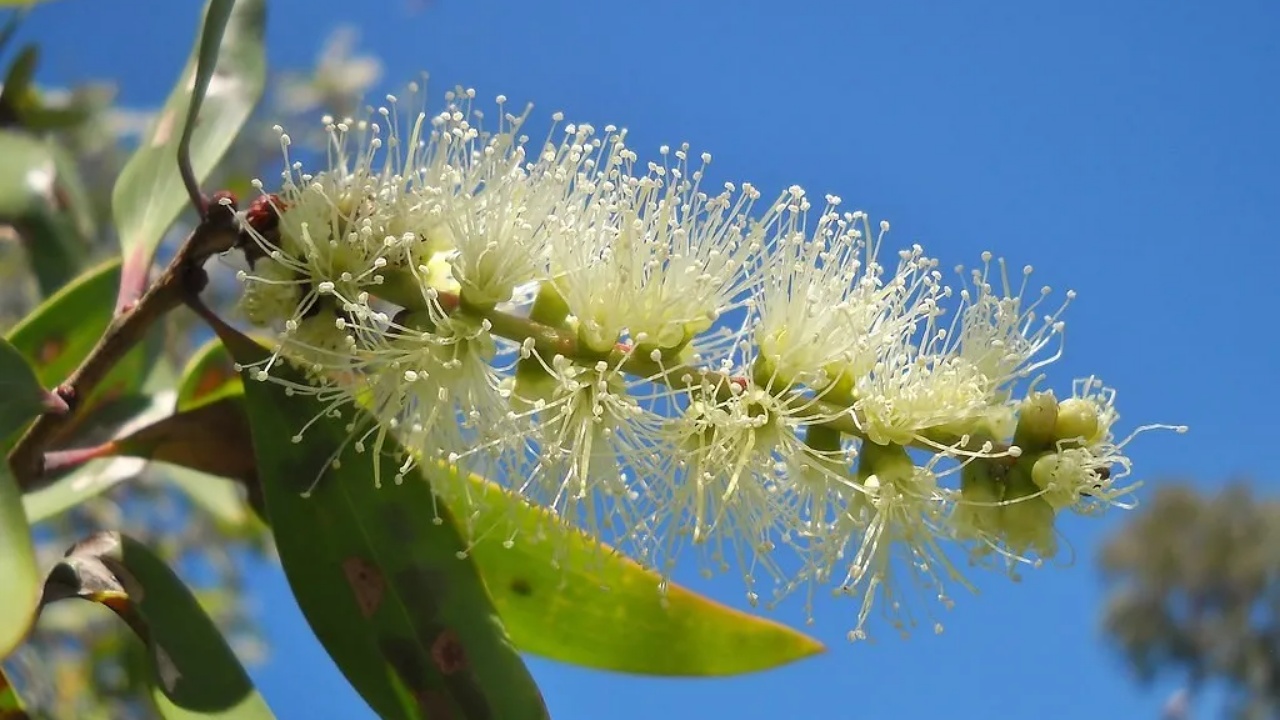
0;129;86;296
0;44;38;119
0;341;44;659
211;322;548;720
446;467;827;676
0;666;31;720
169;338;256;526
109;397;256;484
0;465;37;661
39;532;276;719
4;259;161;435
0;337;59;440
176;337;242;412
20;393;171;523
110;340;825;677
111;0;265;302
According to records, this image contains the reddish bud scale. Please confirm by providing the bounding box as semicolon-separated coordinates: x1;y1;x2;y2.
239;194;287;266
245;194;285;233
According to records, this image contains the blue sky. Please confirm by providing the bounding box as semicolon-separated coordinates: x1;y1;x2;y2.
21;0;1280;717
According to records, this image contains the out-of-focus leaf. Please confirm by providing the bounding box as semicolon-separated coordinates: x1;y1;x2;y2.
163;466;251;528
0;666;31;720
0;44;38;119
0;340;43;658
0;464;37;660
111;0;265;305
176;337;241;412
96;397;255;483
169;338;253;525
210;322;548;720
0;337;59;440
21;392;171;523
125;341;825;677
0;129;85;295
40;532;276;718
4;260;162;439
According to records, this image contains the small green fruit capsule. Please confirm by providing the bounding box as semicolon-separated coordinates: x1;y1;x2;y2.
1055;397;1100;446
1013;392;1058;451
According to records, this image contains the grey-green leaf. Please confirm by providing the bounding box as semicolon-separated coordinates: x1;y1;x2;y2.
0;339;46;659
0;130;86;296
110;0;265;305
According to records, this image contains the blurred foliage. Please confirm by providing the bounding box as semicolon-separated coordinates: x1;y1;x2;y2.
1099;482;1280;720
0;18;384;718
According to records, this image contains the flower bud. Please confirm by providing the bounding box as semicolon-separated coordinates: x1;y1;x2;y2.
856;441;915;486
999;468;1057;559
1054;397;1100;447
951;460;1003;544
1012;391;1058;452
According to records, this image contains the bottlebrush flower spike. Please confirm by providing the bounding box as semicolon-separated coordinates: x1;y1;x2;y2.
230;81;1186;640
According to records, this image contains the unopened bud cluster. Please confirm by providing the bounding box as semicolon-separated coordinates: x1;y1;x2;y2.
232;84;1185;640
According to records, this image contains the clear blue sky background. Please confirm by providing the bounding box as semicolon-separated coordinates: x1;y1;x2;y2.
21;0;1280;718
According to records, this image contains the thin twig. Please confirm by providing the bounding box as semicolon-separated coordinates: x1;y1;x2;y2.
7;208;240;490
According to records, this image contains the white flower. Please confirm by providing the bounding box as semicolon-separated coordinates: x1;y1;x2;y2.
951;253;1072;400
754;190;942;393
833;444;970;640
229;80;1183;642
500;354;662;550
550;139;768;354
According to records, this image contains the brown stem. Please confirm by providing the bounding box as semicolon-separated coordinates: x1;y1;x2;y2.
7;210;240;491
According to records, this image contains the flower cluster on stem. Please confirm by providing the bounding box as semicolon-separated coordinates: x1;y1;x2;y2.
231;84;1186;640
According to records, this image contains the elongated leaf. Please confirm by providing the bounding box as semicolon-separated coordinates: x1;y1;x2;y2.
111;0;265;303
40;532;275;718
176;336;241;412
108;397;255;482
0;465;37;660
0;666;30;720
4;259;160;426
210;323;548;720
106;339;825;676
0;337;60;440
0;341;43;658
21;393;171;523
443;467;825;676
0;129;85;296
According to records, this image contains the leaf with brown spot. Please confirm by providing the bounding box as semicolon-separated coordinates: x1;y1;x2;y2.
176;337;243;412
209;317;547;720
113;339;825;678
4;259;162;432
37;532;276;719
342;557;386;619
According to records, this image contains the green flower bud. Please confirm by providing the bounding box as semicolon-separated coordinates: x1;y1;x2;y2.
528;284;571;327
1013;391;1058;452
856;441;915;486
951;460;1004;545
1054;397;1100;447
999;468;1057;559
